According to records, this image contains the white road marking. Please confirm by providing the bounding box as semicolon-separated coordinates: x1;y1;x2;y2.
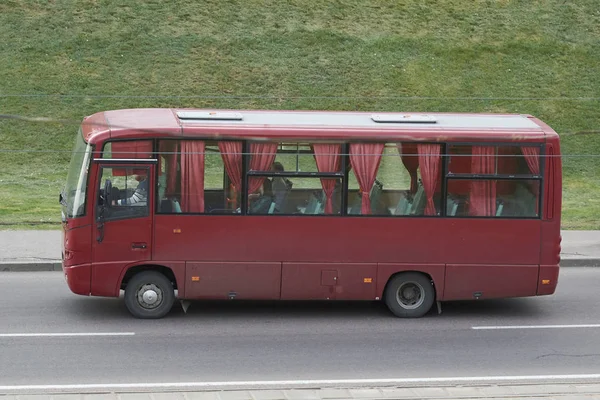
2;374;600;392
472;324;600;330
0;332;135;337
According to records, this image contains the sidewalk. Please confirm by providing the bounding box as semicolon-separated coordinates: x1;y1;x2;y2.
1;230;599;271
2;382;600;399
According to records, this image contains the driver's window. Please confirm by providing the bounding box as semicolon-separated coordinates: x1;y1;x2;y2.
98;167;149;221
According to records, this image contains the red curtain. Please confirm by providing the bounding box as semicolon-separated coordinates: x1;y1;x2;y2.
470;146;496;216
111;140;152;176
218;142;242;208
522;146;540;213
159;141;178;197
350;143;384;215
397;143;419;193
312;144;342;214
522;146;540;175
180;141;205;213
111;140;152;158
417;144;441;216
247;142;278;194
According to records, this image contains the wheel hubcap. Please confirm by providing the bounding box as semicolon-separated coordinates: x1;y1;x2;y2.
137;284;163;309
143;290;158;304
396;281;425;310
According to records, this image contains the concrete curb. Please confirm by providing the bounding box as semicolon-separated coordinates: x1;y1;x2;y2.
0;262;62;272
2;382;600;399
559;258;600;267
1;260;600;272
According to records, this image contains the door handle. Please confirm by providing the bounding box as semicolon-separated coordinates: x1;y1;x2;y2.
131;242;148;249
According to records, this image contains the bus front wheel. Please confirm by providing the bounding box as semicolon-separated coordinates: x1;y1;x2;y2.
384;272;435;318
124;271;175;319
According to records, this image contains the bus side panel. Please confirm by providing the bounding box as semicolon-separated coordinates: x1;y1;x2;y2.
441;220;541;265
153;215;444;265
281;263;379;300
281;263;337;300
185;262;281;300
335;263;377;300
154;216;542;303
377;263;445;300
444;264;539;301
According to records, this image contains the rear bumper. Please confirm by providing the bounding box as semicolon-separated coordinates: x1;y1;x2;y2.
63;263;92;296
537;264;559;296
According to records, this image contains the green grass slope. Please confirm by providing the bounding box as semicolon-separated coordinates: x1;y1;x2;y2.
1;0;599;228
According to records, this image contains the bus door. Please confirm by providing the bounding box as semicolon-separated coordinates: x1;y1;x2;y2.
91;162;155;296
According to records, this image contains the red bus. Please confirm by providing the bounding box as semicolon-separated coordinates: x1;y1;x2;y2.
60;108;562;319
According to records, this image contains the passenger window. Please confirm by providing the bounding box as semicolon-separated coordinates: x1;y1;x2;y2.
156;140;241;214
445;144;542;218
354;142;442;216
98;167;149;220
247;141;343;215
248;176;342;215
446;179;539;217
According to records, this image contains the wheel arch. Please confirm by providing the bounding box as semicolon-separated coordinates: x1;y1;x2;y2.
377;264;445;301
120;264;178;291
382;270;437;302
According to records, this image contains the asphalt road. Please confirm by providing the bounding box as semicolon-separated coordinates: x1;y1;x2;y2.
0;268;599;387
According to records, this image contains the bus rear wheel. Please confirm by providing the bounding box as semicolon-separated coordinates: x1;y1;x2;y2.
384;272;434;318
124;271;175;319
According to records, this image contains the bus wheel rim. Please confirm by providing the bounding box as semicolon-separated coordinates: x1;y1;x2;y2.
396;281;425;310
137;284;163;309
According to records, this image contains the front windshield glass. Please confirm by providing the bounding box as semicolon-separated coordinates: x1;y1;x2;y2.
63;129;91;218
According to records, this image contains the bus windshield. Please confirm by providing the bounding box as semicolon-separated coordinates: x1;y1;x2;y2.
62;129;91;218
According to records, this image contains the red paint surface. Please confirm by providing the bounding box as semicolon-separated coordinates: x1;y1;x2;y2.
444;264;539;301
63;263;92;296
185;262;281;300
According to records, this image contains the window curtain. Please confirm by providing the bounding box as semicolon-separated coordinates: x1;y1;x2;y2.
350;143;384;215
312;144;342;214
247;142;278;194
218;141;242;209
521;147;540;176
159;141;178;197
470;146;497;216
521;146;541;213
397;143;419;194
417;144;441;216
111;140;152;159
111;140;152;176
180;141;205;213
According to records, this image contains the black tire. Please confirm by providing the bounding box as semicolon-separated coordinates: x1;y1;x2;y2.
124;271;175;319
384;272;435;318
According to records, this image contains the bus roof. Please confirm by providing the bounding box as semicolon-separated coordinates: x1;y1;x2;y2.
82;108;555;143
